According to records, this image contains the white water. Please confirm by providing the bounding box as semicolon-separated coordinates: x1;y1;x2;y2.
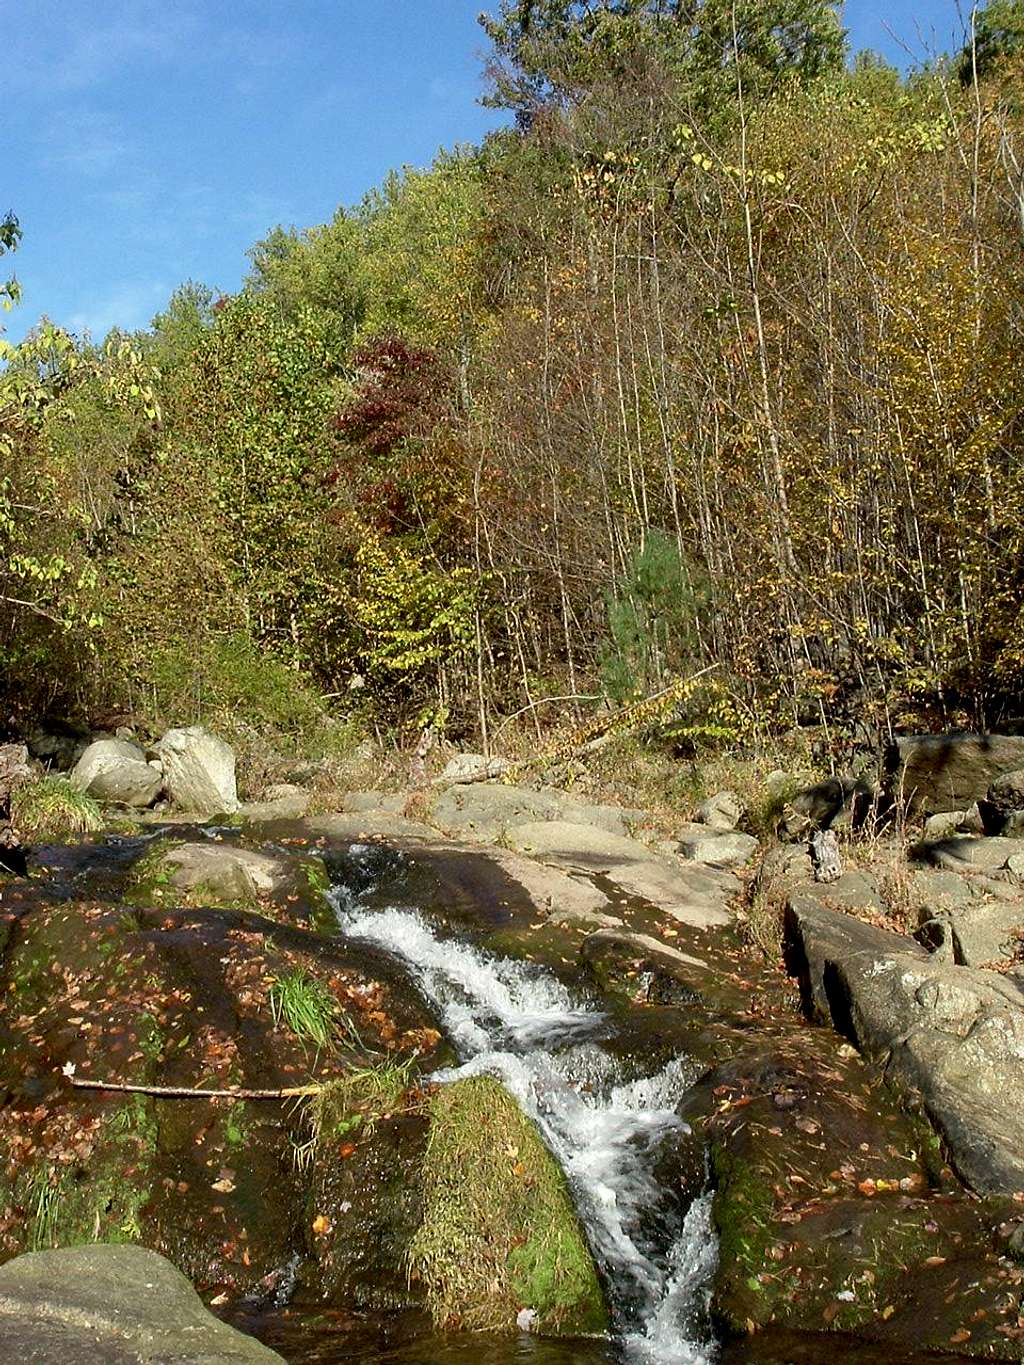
329;852;718;1362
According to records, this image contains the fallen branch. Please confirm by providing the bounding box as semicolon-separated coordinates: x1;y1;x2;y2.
70;1077;322;1101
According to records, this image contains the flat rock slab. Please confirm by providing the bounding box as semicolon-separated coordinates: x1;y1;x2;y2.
912;835;1024;874
341;791;409;814
507;820;655;869
603;859;733;929
0;1244;284;1363
429;783;645;843
785;893;1024;1193
237;792;311;822
308;812;437;841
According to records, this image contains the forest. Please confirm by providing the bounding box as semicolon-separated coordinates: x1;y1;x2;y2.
3;0;1024;767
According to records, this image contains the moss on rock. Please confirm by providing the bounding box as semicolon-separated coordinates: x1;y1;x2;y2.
409;1075;607;1337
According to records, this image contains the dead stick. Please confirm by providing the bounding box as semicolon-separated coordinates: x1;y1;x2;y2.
70;1077;321;1101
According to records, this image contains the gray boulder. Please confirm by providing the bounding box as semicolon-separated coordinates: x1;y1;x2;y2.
785;894;1024;1193
923;811;968;841
988;768;1024;819
435;752;512;785
696;790;743;831
429;782;644;844
156;726;238;815
0;1243;284;1363
71;739;162;808
159;842;295;902
889;734;1024;814
678;827;758;869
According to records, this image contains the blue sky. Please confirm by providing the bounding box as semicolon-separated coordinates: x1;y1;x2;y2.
4;0;963;346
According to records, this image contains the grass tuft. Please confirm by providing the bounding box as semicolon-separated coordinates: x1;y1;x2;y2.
292;1057;416;1169
269;969;358;1055
408;1074;607;1337
11;775;102;842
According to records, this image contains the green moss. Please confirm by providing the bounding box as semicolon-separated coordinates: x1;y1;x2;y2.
124;839;186;907
709;1143;775;1332
408;1075;607;1337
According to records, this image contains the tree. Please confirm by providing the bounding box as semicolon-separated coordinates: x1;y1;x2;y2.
958;0;1024;84
479;0;847;119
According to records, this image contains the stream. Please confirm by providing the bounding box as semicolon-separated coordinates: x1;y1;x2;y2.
330;844;717;1362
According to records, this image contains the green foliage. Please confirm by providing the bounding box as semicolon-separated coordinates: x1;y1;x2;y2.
600;532;709;701
11;776;102;842
959;0;1024;83
480;0;847;116
147;633;323;734
409;1075;607;1336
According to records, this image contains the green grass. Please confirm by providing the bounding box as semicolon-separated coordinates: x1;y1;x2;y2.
292;1057;415;1169
11;776;102;841
269;969;356;1055
27;1168;64;1250
408;1075;607;1336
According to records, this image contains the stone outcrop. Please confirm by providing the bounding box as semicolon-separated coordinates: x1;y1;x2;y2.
428;782;645;844
888;734;1024;814
435;752;511;785
155;726;238;815
0;1245;285;1363
678;826;758;869
696;790;743;831
71;738;163;808
785;893;1024;1193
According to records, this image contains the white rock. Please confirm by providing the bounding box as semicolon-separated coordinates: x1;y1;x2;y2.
155;726;238;815
72;739;162;808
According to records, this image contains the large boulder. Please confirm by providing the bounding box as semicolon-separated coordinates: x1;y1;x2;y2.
784;893;1024;1193
71;738;162;808
0;1244;284;1363
888;734;1024;814
156;726;238;815
696;790;743;831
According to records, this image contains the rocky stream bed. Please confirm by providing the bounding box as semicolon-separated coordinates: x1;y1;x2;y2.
4;765;1024;1362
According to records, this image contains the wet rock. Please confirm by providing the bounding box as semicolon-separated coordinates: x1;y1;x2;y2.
71;738;162;808
155;726;238;815
0;1244;285;1363
0;892;445;1300
581;928;709;1004
678;827;758;869
697;790;743;831
889;734;1024;814
435;752;511;785
784;895;1024;1192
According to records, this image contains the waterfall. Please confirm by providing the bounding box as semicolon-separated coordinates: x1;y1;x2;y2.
329;848;718;1361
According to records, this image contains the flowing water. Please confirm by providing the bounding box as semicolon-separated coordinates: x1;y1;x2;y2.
327;844;719;1364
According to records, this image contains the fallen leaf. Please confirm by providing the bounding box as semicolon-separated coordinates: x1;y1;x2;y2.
312;1214;331;1236
211;1178;236;1193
